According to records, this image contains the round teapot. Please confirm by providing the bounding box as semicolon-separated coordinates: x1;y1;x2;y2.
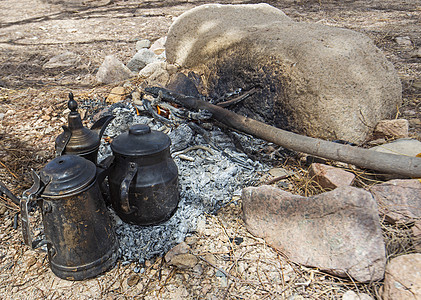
108;124;179;225
20;155;119;280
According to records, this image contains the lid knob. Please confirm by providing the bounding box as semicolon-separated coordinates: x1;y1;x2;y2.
68;92;78;113
129;124;151;135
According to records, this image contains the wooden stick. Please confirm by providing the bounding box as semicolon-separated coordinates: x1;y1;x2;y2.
144;86;421;178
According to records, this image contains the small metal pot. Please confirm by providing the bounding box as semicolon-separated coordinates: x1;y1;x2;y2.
108;124;179;225
20;155;118;281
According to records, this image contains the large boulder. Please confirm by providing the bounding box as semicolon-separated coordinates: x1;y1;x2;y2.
242;185;386;282
166;4;402;144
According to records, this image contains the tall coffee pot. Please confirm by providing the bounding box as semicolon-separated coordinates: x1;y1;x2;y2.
55;93;114;164
20;155;119;280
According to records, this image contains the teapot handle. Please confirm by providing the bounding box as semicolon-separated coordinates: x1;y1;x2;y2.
21;171;50;249
120;162;138;214
91;115;115;139
55;126;72;157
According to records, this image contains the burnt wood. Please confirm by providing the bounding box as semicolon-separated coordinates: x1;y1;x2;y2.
144;86;421;178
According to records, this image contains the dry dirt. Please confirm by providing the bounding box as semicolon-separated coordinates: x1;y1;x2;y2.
0;0;420;299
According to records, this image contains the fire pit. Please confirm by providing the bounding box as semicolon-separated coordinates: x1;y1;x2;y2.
91;99;271;264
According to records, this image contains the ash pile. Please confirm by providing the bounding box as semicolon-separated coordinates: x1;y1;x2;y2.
89;89;289;265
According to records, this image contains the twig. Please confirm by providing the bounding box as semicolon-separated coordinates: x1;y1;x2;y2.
177;154;195;161
217;87;258;108
265;174;289;185
0;161;18;179
172;145;214;156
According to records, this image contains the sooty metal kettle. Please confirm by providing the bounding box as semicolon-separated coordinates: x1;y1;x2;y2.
20;155;119;280
108;124;179;225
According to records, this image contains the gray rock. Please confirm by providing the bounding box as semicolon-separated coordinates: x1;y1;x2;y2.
150;36;166;55
394;36;412;47
127;48;159;72
369;179;421;224
43;51;80;69
166;4;401;144
138;61;173;86
382;254;421;300
96;55;133;84
136;39;151;50
342;290;374;300
242;185;386;282
373;119;409;139
309;163;355;190
370;138;421;157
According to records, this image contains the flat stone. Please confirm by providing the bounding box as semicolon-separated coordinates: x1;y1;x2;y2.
167;253;198;269
373;119;409;139
136;39;151;50
370;138;421;157
43;51;80;69
150;36;166;55
382;254;421;300
96;55;133;84
242;185;386;282
106;86;127;104
369;179;421;224
395;36;412;47
127;274;140;287
165;241;190;263
342;290;374;300
268;167;290;178
309;163;355;190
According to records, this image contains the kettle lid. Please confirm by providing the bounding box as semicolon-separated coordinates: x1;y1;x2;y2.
111;124;171;156
40;155;96;197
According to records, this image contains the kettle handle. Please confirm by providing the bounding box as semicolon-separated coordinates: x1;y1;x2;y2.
91;115;115;140
120;162;138;214
21;170;50;249
55;126;72;157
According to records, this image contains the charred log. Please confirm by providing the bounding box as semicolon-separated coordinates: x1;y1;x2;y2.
144;86;421;178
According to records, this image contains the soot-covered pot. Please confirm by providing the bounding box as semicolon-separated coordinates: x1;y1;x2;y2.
20;155;119;280
108;124;179;225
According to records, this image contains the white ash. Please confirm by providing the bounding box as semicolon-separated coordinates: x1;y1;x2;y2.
98;103;267;264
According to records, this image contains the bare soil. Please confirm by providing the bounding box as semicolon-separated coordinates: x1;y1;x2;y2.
0;0;420;299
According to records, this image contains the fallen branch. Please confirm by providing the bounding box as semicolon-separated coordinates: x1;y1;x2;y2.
144;86;421;178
